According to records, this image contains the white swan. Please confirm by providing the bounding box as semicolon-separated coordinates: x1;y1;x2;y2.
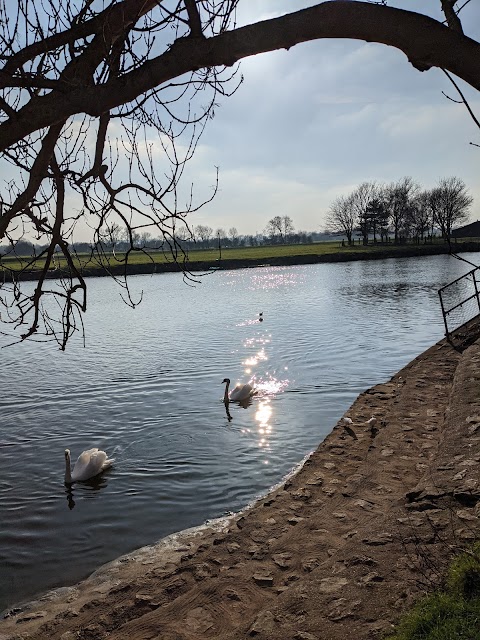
222;377;255;403
64;448;114;484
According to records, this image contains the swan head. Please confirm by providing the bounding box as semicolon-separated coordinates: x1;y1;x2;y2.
222;378;230;384
65;448;71;460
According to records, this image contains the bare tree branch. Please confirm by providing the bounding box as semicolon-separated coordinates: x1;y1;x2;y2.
1;3;480;152
441;68;480;133
441;0;464;33
0;0;479;348
184;0;204;38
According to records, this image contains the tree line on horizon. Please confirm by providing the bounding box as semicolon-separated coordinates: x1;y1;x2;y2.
326;176;473;246
2;174;474;259
1;215;317;257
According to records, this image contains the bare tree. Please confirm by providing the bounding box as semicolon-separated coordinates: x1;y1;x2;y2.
433;177;473;241
423;188;442;239
280;215;295;243
350;182;377;245
326;195;356;245
0;1;239;348
0;1;479;346
264;215;294;243
410;191;433;243
105;223;124;250
139;231;153;249
365;197;389;244
264;216;283;244
194;225;214;245
228;227;239;247
384;177;419;244
174;225;192;243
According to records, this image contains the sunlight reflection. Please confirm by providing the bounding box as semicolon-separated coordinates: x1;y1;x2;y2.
254;376;289;396
248;268;304;291
243;347;268;367
235;319;262;327
255;400;272;427
255;399;274;452
232;301;292;466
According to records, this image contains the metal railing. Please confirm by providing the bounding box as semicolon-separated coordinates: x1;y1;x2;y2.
438;266;480;344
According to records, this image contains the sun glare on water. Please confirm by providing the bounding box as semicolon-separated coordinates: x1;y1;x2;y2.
232;304;292;463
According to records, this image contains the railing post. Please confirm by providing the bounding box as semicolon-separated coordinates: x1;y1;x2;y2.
473;268;480;314
438;290;450;341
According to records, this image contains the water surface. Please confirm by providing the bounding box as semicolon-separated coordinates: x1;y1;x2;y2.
0;252;478;612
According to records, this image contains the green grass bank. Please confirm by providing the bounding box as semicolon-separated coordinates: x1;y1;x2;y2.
386;543;480;640
2;239;480;281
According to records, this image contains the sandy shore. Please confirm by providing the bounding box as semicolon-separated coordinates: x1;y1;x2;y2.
2;328;480;640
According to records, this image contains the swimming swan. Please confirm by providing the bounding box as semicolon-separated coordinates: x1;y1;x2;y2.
64;448;114;484
222;378;255;403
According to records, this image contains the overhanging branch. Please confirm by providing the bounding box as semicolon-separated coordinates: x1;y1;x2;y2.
1;1;480;153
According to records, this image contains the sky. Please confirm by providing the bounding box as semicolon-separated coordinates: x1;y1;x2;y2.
4;1;480;243
179;0;480;237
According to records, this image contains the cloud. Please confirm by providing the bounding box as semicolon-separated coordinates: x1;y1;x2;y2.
188;166;329;234
189;0;480;231
379;101;479;139
67;1;480;240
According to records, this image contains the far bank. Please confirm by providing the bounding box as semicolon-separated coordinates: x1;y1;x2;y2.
2;240;480;282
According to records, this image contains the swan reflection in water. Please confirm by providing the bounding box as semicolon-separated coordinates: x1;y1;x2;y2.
223;395;255;421
64;473;110;510
65;487;75;510
224;400;233;422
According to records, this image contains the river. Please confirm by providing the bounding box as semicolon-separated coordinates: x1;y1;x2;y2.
0;252;478;612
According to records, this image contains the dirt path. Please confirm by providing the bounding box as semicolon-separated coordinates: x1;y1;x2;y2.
2;334;480;640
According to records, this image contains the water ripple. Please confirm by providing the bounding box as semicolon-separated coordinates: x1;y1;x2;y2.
0;253;477;613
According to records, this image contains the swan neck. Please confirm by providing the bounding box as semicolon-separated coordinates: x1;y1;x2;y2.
223;380;230;404
65;454;72;484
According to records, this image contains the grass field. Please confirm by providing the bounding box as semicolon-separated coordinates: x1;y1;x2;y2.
0;239;478;275
0;241;349;272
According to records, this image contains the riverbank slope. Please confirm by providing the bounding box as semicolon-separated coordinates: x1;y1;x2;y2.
2;325;480;639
